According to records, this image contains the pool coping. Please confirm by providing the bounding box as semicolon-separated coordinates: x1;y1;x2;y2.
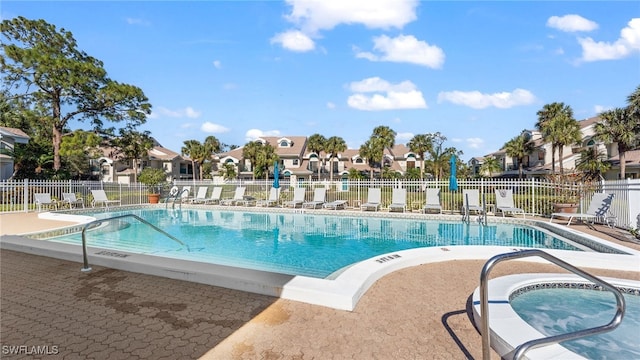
471;274;640;360
1;205;639;311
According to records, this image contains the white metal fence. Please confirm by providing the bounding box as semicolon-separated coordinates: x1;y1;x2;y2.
2;178;638;229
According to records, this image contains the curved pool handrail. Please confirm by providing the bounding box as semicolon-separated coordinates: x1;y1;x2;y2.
81;213;190;272
479;249;626;360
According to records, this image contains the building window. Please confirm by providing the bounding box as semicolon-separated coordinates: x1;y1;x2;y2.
292;159;299;166
355;158;363;164
280;140;289;147
538;152;544;161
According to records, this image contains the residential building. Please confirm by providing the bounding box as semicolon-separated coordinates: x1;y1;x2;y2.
0;126;30;180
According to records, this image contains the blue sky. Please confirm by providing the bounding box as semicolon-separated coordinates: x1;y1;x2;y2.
3;1;639;161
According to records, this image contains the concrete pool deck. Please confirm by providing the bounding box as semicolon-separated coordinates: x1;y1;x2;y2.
1;211;640;359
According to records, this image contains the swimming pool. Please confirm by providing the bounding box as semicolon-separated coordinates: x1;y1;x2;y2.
42;208;589;278
472;274;640;359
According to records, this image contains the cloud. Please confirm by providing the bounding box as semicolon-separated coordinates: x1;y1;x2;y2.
245;129;281;141
201;122;229;133
355;34;445;68
466;138;484;149
347;77;427;111
270;30;315;52
284;0;418;34
437;88;536;109
125;17;150;26
326;102;336;109
396;132;414;141
578;18;640;62
594;105;611;114
151;106;202;119
213;60;222;69
546;14;598;32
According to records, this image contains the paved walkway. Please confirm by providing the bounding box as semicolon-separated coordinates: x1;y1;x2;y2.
1;212;639;359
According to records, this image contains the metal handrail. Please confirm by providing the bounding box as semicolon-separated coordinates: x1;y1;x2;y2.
81;214;190;272
480;249;626;360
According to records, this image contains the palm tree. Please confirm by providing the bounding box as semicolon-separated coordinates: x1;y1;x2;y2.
181;140;204;180
552;114;582;175
503;133;534;179
359;139;381;179
536;102;574;174
307;133;326;179
114;128;153;182
627;85;640;118
324;136;346;182
242;141;262;180
407;134;432;180
595;107;638;179
253;143;278;180
479;156;501;177
576;147;610;181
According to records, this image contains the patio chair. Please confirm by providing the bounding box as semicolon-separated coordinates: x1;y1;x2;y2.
361;188;381;212
389;188;407;212
423;188;442;214
323;200;348;210
550;192;615;226
166;186;191;204
495;189;525;218
190;186;209;203
34;193;57;212
91;190;121;208
462;189;483;215
203;187;223;204
303;188;326;209
284;187;306;208
256;187;280;207
220;187;245;206
62;192;85;209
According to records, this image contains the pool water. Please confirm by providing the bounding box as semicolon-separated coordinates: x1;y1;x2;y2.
511;288;640;359
46;208;582;278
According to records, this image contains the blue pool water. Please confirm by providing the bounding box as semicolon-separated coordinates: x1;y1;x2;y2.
511;287;640;359
47;208;582;278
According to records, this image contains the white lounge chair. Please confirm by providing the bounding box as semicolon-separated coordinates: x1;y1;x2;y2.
91;190;121;208
34;193;57;212
389;188;407;212
495;189;525;218
203;187;223;204
361;188;381;212
323;200;347;210
256;187;279;207
423;188;442;214
550;193;615;226
284;187;306;208
221;187;245;206
190;186;209;203
462;189;483;214
303;188;326;209
62;192;84;209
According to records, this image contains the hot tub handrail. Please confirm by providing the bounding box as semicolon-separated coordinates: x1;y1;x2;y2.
81;214;190;272
480;249;626;360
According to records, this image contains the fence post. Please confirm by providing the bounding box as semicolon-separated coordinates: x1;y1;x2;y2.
23;178;29;212
531;177;536;216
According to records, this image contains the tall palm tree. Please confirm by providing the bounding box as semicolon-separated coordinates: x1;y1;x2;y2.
552;114;582;175
115;128;153;182
324;136;346;182
181;140;204;180
253;143;278;180
576;147;610;181
536;102;574;174
503;133;534;179
595;107;638;179
627;85;640;118
479;156;501;177
359;139;381;179
307;133;326;179
363;126;396;178
407;134;432;180
242;141;262;180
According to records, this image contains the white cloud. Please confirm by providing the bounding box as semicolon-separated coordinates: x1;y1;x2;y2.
347;77;427;111
578;18;640;62
151;106;202;119
594;105;611;114
396;132;414;141
213;60;222;69
125;17;150;26
466;138;484;149
245;129;281;141
284;0;418;34
546;14;598;32
270;30;315;52
355;34;445;68
437;88;536;109
326;102;336;109
201;122;229;133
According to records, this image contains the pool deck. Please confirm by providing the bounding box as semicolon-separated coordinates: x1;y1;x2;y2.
1;211;639;359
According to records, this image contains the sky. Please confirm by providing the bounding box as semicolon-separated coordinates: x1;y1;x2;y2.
2;1;639;161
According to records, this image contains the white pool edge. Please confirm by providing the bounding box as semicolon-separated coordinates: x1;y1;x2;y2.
0;209;638;311
471;274;640;360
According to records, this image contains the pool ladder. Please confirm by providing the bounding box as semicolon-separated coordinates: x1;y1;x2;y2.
462;193;487;226
479;249;626;360
165;187;190;210
80;214;190;272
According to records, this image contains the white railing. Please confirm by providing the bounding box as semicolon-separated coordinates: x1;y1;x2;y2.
1;178;637;229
